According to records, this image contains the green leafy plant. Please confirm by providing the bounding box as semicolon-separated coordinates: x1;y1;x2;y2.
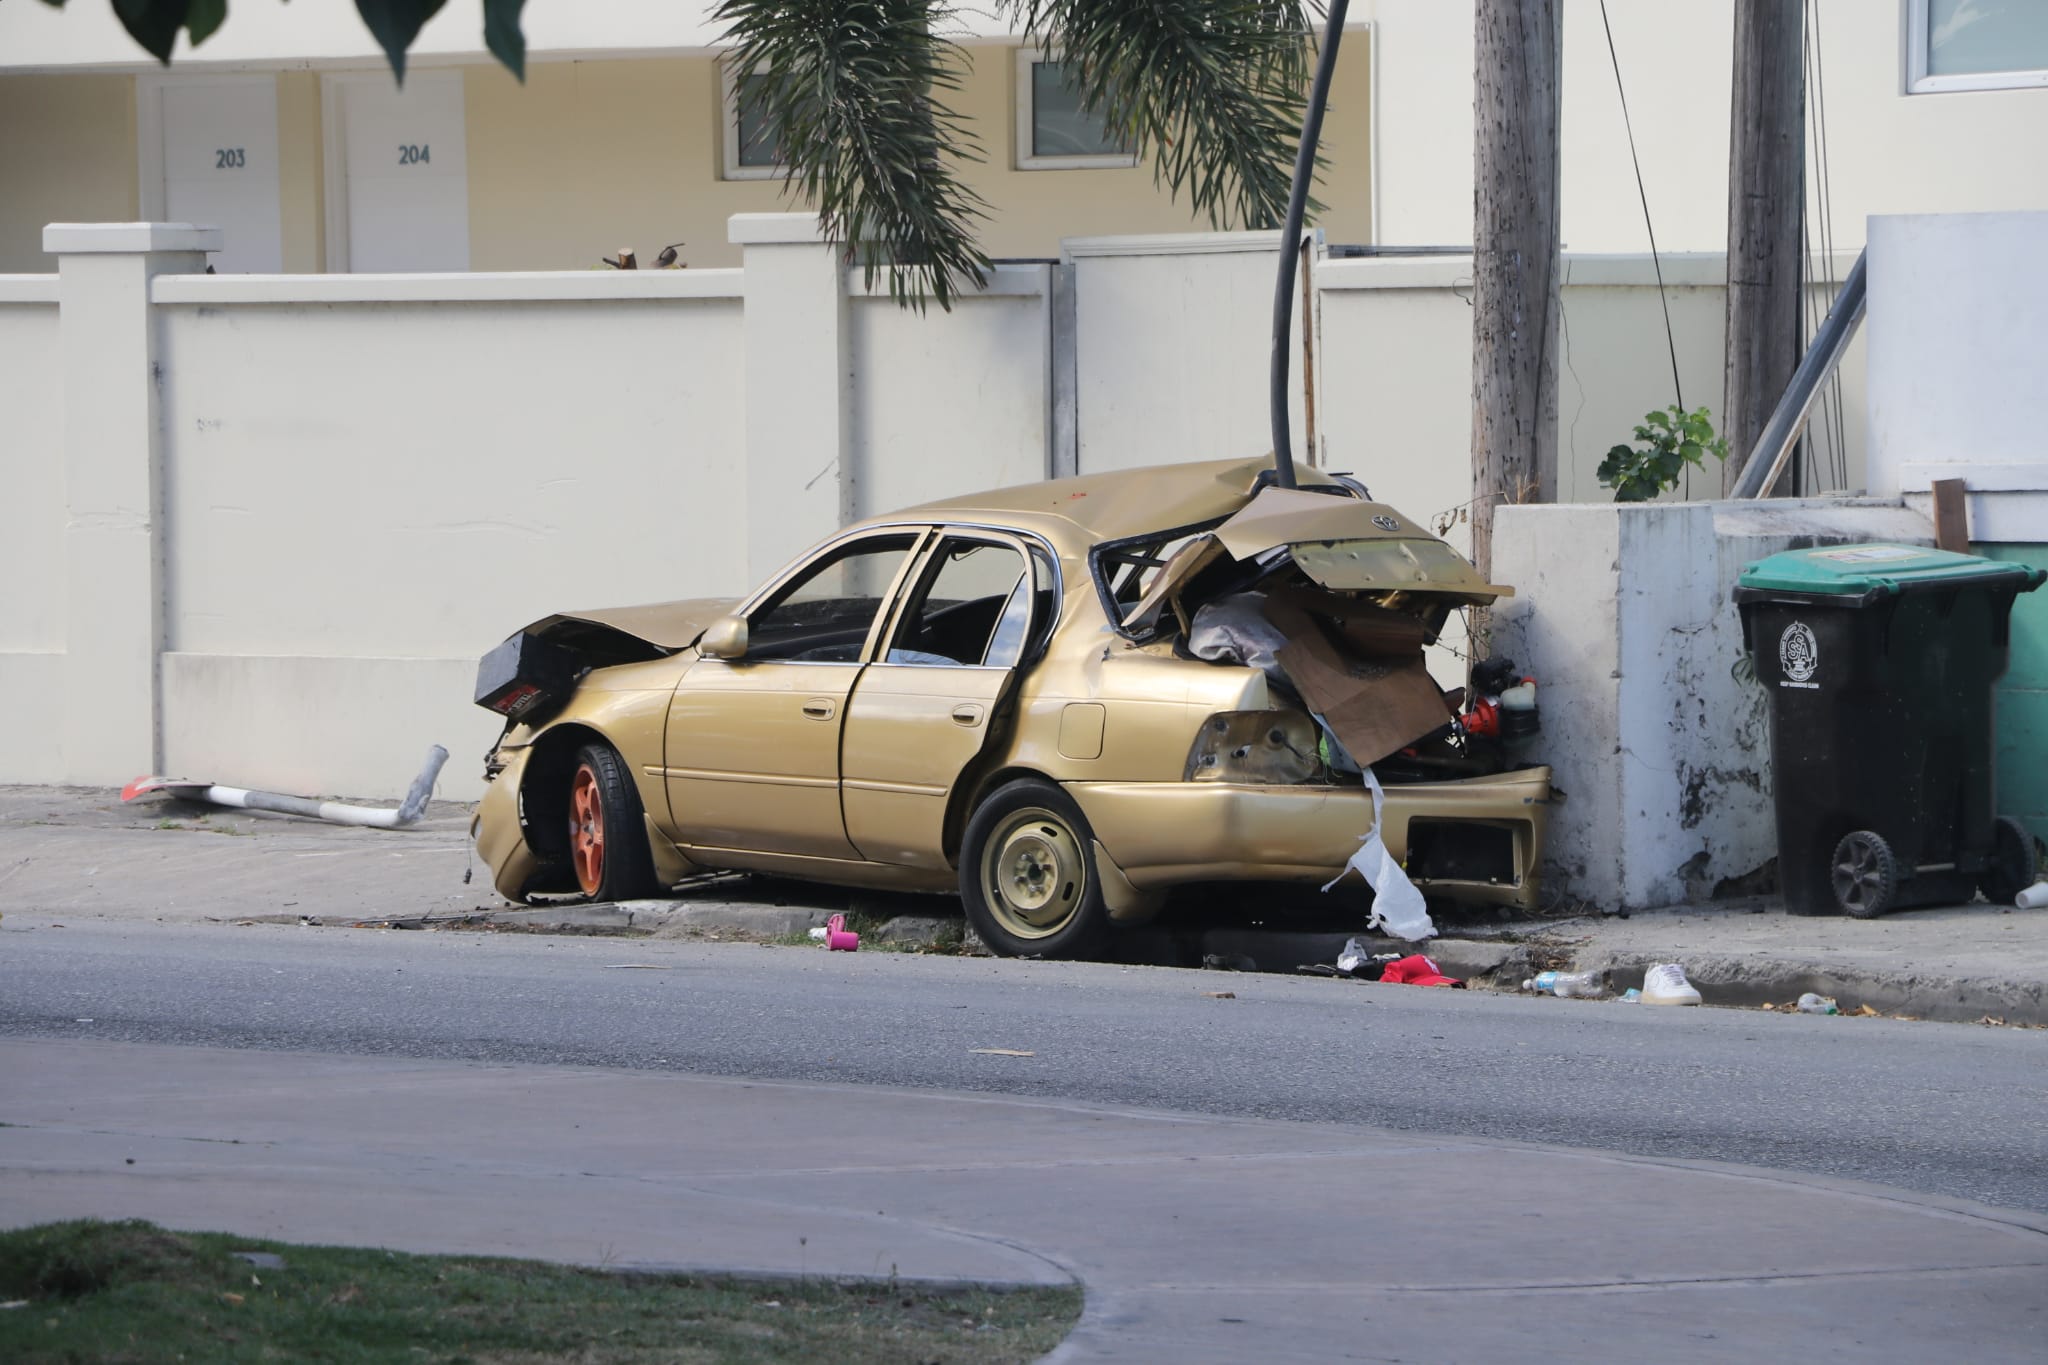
1596;405;1731;502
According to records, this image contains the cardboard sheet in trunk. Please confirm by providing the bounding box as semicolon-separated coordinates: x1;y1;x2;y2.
1266;600;1453;767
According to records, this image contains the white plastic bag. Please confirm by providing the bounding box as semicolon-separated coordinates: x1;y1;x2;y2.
1189;593;1290;687
1321;768;1437;941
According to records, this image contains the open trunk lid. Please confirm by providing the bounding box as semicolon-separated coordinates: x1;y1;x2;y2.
1122;487;1509;633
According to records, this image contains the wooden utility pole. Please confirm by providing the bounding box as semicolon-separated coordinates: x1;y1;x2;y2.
1721;0;1805;494
1471;0;1562;582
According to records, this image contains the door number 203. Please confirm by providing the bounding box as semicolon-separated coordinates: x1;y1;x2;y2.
397;144;431;165
214;148;245;169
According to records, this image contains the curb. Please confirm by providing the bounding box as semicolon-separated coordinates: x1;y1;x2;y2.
295;901;2044;1026
1572;948;2047;1026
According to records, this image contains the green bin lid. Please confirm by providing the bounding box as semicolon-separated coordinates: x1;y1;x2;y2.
1736;543;2038;597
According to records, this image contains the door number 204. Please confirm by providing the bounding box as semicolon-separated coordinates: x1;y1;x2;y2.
397;144;431;165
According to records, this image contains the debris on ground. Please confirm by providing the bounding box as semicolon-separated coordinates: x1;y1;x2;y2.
1378;954;1465;988
1522;969;1608;999
120;746;448;830
1640;962;1703;1006
1322;769;1436;941
1796;992;1839;1015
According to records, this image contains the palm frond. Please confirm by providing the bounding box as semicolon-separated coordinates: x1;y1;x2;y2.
714;0;993;311
1007;0;1321;230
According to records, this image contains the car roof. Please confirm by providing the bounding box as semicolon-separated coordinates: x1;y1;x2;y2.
853;456;1343;551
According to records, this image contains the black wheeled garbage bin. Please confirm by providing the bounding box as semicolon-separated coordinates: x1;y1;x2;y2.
1734;544;2045;918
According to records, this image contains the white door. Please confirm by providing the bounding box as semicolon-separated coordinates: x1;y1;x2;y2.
329;72;470;272
152;77;284;273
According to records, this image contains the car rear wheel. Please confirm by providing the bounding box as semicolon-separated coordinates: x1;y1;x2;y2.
567;742;660;903
961;778;1109;959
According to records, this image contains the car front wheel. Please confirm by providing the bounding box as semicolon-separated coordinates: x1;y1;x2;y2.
960;778;1110;959
566;742;661;903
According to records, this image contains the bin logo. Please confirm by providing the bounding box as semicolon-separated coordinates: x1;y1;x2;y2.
1779;622;1819;686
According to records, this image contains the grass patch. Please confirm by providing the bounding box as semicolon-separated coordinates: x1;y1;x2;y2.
0;1219;1080;1364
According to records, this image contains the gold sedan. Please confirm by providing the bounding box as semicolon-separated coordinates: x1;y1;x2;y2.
471;458;1551;958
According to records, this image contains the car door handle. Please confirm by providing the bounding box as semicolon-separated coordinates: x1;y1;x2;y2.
802;698;836;721
950;703;985;727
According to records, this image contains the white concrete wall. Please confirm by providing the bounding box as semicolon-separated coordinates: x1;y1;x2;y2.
1315;253;1866;522
1364;0;2048;254
12;215;1076;801
0;282;66;781
848;268;1052;520
1066;232;1308;475
1492;498;1938;912
1867;211;2048;540
150;271;748;798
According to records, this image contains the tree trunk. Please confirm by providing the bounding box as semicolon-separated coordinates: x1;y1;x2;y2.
1721;0;1805;495
1471;0;1561;583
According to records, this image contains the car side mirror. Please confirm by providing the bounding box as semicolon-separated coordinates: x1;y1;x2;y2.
699;614;749;661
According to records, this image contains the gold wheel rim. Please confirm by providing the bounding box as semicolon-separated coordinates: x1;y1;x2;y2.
979;806;1088;940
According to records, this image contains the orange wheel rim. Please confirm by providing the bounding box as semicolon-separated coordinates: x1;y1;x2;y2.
569;763;605;895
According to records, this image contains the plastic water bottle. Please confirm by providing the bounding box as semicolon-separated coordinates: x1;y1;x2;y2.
1523;969;1607;999
1796;992;1839;1015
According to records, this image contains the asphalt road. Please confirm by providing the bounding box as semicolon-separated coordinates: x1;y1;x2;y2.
5;920;2047;1216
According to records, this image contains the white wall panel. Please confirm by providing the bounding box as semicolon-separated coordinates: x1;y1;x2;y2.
849;272;1050;520
156;293;747;663
0;298;65;653
1068;234;1305;475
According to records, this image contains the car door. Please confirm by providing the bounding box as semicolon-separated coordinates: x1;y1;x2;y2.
666;531;925;861
840;532;1051;869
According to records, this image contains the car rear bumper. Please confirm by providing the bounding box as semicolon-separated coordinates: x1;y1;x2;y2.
1063;767;1552;910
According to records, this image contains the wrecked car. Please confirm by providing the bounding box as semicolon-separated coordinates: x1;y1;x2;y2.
470;457;1552;958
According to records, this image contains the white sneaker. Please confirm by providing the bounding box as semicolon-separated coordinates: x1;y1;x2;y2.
1640;962;1702;1006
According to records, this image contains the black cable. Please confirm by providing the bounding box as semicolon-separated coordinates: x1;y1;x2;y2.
1598;0;1683;413
1269;0;1349;487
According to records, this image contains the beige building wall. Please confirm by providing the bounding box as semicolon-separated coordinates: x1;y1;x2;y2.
275;71;326;273
2;42;1371;276
0;75;139;272
951;38;1374;257
462;57;785;272
463;41;1373;271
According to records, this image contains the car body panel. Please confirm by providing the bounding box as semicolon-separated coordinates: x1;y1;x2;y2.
474;458;1553;920
1067;767;1550;907
524;597;739;652
664;657;864;859
841;661;1016;869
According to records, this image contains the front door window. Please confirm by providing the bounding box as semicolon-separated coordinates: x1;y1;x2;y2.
748;535;919;663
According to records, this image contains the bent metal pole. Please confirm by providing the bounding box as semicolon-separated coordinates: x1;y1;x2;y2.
1269;0;1349;489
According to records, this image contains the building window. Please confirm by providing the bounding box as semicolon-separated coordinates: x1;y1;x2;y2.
1015;48;1139;170
722;62;788;179
1907;0;2048;93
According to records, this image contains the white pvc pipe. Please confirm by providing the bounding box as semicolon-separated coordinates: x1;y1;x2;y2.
158;747;448;829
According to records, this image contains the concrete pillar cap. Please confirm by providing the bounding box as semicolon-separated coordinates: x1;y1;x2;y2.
43;223;223;255
728;213;830;246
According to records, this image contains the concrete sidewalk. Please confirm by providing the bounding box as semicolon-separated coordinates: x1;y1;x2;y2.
5;783;2046;1024
5;1037;2045;1363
